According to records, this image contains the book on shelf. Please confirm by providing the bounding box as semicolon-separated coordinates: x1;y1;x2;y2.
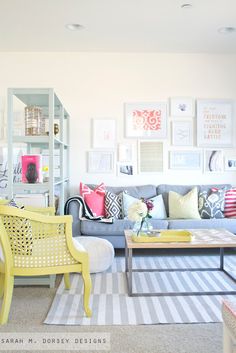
21;155;43;183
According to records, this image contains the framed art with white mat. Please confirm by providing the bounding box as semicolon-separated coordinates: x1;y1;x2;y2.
169;150;201;170
138;140;163;173
204;149;224;173
225;156;236;171
172;121;193;146
125;102;167;139
92;118;116;148
117;163;135;177
87;151;114;173
170;97;195;117
197;99;234;147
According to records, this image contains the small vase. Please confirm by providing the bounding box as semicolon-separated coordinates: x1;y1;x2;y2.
132;218;153;236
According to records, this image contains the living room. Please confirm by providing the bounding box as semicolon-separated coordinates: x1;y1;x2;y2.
0;1;236;352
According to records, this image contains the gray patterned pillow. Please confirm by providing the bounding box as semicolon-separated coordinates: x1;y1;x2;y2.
105;191;123;219
198;189;225;219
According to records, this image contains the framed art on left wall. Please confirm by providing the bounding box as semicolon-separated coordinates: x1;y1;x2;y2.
92;119;116;148
87;151;114;173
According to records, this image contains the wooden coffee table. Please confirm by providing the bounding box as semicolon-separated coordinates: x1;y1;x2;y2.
124;229;236;297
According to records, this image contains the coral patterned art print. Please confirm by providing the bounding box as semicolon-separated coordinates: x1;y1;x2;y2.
125;102;167;138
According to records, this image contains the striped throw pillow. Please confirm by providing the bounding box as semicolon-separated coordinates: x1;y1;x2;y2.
224;188;236;218
212;187;236;218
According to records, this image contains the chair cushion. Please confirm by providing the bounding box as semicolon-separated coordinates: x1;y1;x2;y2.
74;236;114;273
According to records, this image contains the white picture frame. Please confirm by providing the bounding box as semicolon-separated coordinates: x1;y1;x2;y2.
170;97;195;117
92;119;116;149
117;163;134;176
225;157;236;171
197;99;234;147
87;151;114;173
172;121;193;146
169;151;201;170
138;140;163;173
125;102;167;139
204;149;224;173
118;143;133;162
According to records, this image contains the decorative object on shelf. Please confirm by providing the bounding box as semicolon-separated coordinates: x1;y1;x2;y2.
172;121;193;146
128;198;154;236
197;99;233;147
170;97;195;117
25;106;45;136
92;118;116;148
46;123;60;136
138;140;163;173
169;151;201;170
204;149;224;172
21;155;42;183
42;165;49;182
225;157;236;171
125;102;167;139
87;151;114;173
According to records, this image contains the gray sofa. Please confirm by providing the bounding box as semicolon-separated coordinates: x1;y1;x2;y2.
66;183;236;248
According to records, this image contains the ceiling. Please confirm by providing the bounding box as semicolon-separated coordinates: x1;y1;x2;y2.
0;0;236;52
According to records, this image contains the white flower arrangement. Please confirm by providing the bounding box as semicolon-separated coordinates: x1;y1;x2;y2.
127;200;148;222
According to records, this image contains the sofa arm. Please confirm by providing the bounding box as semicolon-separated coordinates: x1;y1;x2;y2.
65;199;82;236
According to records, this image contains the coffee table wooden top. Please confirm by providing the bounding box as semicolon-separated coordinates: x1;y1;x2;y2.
124;229;236;249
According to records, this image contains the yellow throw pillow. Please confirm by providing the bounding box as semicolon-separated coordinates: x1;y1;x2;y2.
169;187;201;219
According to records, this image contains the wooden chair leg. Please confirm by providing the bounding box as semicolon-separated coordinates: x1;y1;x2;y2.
64;273;70;290
82;268;92;317
0;274;14;325
0;273;4;298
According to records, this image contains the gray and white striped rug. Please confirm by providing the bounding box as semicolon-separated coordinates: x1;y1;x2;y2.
44;254;236;325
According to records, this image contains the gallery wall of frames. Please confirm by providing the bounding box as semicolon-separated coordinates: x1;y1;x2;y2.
87;98;235;177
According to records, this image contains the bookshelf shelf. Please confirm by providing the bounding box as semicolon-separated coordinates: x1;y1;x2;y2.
7;88;70;215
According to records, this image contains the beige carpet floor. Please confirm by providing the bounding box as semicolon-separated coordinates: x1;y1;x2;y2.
0;275;223;353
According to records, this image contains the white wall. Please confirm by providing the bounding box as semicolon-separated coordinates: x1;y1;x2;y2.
0;52;236;195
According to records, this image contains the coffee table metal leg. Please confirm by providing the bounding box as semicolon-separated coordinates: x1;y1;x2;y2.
220;248;224;270
128;249;133;296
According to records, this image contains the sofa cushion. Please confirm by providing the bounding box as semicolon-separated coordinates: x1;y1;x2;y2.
81;219;168;237
105;191;123;219
122;193;167;219
199;189;225;219
80;182;106;217
157;184;232;216
169;187;200;219
88;184;157;200
168;218;236;234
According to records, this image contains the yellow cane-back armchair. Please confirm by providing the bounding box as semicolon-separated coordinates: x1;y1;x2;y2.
0;205;92;325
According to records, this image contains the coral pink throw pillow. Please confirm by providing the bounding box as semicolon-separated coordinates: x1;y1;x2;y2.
80;182;106;217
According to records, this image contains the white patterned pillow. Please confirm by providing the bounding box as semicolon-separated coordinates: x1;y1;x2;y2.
199;189;225;219
105;191;123;219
